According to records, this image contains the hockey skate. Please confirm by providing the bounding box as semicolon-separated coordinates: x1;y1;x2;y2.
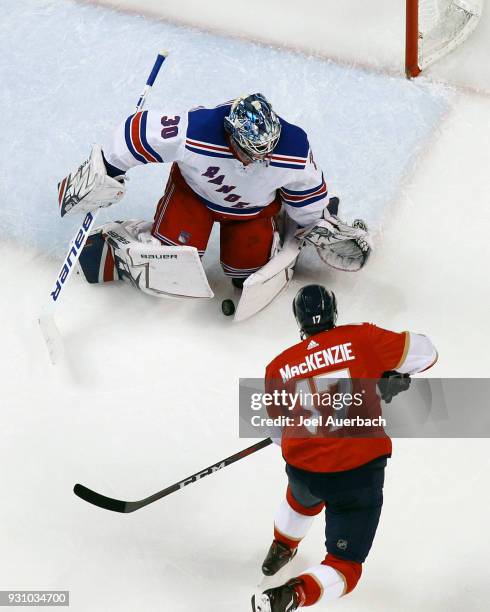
251;579;303;612
262;540;298;576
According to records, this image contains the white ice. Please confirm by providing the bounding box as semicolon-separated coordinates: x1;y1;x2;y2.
1;0;451;258
0;1;489;611
92;0;490;93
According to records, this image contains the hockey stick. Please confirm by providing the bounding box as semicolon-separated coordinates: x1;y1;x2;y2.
74;438;272;513
38;50;169;365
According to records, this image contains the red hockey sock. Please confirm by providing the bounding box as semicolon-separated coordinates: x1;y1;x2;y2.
286;486;325;516
322;554;362;594
293;574;321;606
273;528;301;550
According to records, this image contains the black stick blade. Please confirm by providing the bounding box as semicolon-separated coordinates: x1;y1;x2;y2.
73;484;129;513
73;439;272;514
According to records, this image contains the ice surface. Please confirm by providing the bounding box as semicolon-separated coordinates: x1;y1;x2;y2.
94;0;490;93
0;0;450;267
1;2;489;612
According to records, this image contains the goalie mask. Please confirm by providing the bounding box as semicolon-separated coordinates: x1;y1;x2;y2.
224;93;281;162
293;285;337;338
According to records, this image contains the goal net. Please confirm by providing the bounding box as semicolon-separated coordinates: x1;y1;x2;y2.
406;0;483;77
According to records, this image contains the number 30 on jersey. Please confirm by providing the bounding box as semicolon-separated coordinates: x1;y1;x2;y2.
161;115;180;139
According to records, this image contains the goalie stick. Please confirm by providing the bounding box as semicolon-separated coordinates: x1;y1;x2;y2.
38;50;169;365
74;438;272;513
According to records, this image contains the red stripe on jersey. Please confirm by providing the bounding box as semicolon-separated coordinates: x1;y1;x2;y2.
58;177;67;207
103;244;116;282
270;154;307;163
186;139;231;153
131;112;159;163
281;183;327;202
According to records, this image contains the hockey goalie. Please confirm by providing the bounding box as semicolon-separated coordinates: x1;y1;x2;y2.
58;93;371;316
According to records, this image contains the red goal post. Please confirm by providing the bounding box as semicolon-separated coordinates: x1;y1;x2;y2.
405;0;483;77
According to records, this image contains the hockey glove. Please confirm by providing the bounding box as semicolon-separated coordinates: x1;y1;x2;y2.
58;144;126;217
378;371;411;403
296;213;371;271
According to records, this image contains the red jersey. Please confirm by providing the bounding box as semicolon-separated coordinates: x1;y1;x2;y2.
265;323;413;473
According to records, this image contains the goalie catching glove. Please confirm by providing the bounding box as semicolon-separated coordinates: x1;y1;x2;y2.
296;211;371;272
57;145;126;218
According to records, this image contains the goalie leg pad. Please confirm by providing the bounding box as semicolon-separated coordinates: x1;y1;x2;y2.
103;220;214;299
234;218;300;321
78;229;119;284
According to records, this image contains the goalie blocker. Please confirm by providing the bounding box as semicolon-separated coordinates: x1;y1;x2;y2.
78;220;213;299
58;145;126;218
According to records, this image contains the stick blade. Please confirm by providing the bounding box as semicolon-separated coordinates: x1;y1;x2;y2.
73;483;130;513
38;312;64;365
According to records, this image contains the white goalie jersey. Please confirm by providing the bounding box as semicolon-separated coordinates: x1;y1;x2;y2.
102;102;329;226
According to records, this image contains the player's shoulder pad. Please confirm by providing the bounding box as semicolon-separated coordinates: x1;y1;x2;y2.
270;117;309;170
185;103;234;158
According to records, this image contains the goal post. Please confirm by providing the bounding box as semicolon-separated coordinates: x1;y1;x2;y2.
405;0;483;78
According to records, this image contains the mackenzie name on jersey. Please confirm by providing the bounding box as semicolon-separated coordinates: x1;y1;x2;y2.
279;342;355;382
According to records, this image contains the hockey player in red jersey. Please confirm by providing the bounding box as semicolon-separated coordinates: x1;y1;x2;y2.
58;94;370;304
252;285;438;612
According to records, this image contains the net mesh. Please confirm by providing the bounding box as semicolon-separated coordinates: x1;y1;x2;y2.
417;0;483;69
